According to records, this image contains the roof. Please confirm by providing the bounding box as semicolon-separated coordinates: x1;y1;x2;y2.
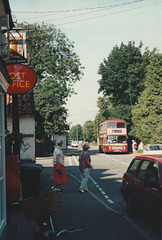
135;155;162;164
107;119;126;122
100;119;126;126
6;91;35;116
0;0;14;29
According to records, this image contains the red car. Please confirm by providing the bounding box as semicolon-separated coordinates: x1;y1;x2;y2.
121;155;162;216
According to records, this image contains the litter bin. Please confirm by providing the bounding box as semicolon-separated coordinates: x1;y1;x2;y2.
6;155;20;203
20;163;43;199
20;158;36;164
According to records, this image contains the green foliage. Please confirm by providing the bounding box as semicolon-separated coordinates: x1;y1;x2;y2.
97;41;146;132
83;120;95;142
20;23;84;140
97;41;160;140
98;41;146;106
69;124;83;141
34;76;68;135
132;54;162;144
96;96;132;132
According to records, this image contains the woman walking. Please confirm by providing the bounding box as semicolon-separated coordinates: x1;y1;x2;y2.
53;140;67;192
79;143;93;193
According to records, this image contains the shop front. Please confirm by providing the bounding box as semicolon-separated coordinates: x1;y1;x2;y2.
0;0;14;237
0;58;12;237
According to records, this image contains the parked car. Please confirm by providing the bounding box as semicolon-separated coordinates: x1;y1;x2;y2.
121;155;162;216
143;144;162;156
71;142;78;147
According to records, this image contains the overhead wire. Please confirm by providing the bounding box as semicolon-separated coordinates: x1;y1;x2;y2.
56;1;162;26
43;0;143;23
12;0;162;38
13;0;119;14
11;0;116;22
13;0;142;22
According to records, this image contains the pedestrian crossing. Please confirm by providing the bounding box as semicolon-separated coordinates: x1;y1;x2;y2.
65;156;79;166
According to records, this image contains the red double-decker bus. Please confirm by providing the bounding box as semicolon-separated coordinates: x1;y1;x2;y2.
99;119;128;153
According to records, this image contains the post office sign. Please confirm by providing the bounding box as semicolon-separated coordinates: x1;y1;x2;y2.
7;64;37;94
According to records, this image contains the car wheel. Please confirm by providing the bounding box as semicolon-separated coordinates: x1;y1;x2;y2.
127;194;136;216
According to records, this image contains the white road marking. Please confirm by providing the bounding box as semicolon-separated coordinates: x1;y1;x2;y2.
64;156;127;206
68;173;121;215
111;158;119;161
68;173;152;240
89;176;114;204
68;156;72;166
121;161;129;166
72;155;79;165
101;191;106;195
65;156;79;166
104;195;109;199
108;199;114;204
107;156;129;166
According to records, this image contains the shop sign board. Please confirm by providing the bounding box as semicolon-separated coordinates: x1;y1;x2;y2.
6;64;37;94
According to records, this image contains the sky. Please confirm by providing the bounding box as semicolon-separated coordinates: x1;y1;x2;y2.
9;0;162;127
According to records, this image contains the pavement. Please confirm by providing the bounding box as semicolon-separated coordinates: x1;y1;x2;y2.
7;150;152;240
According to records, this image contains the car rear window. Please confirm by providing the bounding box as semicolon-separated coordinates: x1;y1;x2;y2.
149;146;160;151
127;158;141;176
136;160;150;180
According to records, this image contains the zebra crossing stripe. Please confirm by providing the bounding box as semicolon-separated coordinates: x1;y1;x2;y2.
68;157;72;166
65;156;78;166
72;155;79;165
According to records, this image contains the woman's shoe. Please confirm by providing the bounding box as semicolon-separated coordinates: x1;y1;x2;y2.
84;190;89;193
56;188;63;192
79;189;84;193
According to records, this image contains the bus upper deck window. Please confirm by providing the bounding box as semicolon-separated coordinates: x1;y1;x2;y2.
108;122;116;128
117;122;125;128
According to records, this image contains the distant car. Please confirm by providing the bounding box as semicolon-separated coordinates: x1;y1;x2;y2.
143;144;162;156
71;142;78;147
67;140;72;146
121;155;162;216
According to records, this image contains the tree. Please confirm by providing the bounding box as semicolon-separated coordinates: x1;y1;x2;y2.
132;54;162;144
96;96;132;133
83;120;95;142
97;41;158;136
22;23;84;140
69;124;83;141
98;41;146;106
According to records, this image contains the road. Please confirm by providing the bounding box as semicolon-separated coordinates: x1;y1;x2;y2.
36;146;161;240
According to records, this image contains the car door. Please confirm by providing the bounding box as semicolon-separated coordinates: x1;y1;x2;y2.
142;162;161;213
132;160;150;209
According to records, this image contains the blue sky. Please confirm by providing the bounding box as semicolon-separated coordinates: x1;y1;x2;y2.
10;0;162;126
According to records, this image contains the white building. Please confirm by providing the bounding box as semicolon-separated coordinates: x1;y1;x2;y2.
6;93;35;161
53;134;67;150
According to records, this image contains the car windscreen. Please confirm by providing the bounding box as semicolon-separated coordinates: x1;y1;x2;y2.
107;135;127;143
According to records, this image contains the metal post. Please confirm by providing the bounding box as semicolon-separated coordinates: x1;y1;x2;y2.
6;14;10;59
12;94;20;156
77;125;78;144
97;120;98;145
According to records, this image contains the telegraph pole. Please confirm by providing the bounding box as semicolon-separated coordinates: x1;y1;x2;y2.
97;120;99;145
77;125;79;145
